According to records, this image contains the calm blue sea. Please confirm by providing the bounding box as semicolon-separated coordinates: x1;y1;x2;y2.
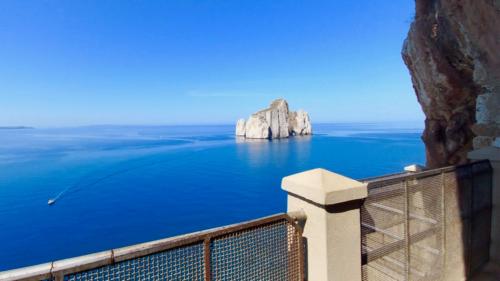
0;123;424;270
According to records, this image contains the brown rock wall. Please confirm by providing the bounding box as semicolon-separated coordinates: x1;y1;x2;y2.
403;0;500;167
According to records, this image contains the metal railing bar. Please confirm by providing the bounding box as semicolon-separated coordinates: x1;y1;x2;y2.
365;183;434;203
362;242;439;263
206;213;293;240
363;245;426;278
359;171;409;182
0;263;53;281
362;160;490;187
368;202;438;225
362;231;441;258
363;235;440;257
364;262;404;281
362;225;440;265
50;250;113;278
362;222;403;240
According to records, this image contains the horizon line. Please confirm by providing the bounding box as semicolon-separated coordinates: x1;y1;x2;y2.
2;120;425;130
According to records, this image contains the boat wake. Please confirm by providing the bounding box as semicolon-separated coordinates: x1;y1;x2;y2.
47;156;174;206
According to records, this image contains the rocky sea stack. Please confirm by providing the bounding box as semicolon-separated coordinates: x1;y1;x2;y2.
235;99;312;139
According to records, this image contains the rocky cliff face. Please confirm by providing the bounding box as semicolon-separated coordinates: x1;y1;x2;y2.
257;99;290;139
235;119;246;136
235;99;312;139
245;115;270;139
402;0;500;168
289;110;312;136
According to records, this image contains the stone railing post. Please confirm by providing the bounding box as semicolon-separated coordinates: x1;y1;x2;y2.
282;168;368;281
468;146;500;265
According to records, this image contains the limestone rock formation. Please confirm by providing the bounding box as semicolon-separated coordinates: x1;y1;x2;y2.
289;110;312;136
402;0;500;168
261;99;290;139
244;115;270;139
235;119;246;136
235;99;312;139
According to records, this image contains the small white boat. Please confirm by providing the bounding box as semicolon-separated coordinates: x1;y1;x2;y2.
48;199;55;205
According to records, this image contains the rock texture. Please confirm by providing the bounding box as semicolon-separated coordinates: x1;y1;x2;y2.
257;99;290;139
244;115;270;139
235;99;312;139
402;0;500;168
235;119;246;136
289;110;312;136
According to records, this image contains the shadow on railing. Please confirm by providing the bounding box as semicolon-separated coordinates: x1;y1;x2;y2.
0;213;304;281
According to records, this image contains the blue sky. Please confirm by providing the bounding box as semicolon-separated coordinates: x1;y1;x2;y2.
0;0;422;127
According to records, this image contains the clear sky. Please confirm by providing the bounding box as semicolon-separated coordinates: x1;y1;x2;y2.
0;0;423;127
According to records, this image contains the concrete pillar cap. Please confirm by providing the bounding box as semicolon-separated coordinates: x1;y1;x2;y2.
281;168;367;206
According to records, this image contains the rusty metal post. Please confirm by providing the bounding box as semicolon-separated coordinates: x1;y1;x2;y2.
440;171;446;276
468;164;474;277
404;179;410;281
204;238;212;281
296;227;305;281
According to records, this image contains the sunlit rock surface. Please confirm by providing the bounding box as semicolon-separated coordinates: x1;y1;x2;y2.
235;99;312;139
289;110;312;136
235;119;246;136
402;0;500;168
244;115;270;139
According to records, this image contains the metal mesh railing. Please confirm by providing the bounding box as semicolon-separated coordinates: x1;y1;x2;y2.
1;214;303;281
361;160;492;281
211;220;302;281
64;244;206;281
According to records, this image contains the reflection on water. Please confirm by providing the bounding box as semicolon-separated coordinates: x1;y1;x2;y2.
236;135;314;168
0;123;423;270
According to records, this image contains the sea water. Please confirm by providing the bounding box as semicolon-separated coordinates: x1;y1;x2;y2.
0;123;424;270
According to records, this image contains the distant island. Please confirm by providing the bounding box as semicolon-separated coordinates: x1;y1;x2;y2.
0;126;34;130
235;98;312;139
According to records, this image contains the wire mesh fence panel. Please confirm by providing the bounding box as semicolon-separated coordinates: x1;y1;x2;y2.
443;165;473;280
442;161;493;278
60;217;302;281
361;181;407;281
407;175;443;281
210;220;301;281
64;243;205;281
361;160;492;281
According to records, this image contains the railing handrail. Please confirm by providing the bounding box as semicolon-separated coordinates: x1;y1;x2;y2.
361;159;491;186
0;213;302;281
